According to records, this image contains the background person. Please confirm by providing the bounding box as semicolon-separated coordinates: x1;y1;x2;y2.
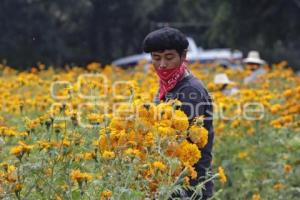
243;50;267;84
214;73;238;95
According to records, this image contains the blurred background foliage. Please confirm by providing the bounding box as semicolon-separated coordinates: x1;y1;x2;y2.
0;0;300;70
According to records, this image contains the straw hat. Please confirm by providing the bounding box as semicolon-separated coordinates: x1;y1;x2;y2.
243;51;265;65
214;73;233;84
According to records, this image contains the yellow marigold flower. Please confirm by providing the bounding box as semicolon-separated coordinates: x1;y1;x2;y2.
115;103;134;119
231;120;240;128
247;127;255;135
61;139;71;147
282;115;293;124
135;118;153;134
102;151;115;160
238;152;249;159
115;129;127;146
156;103;173;120
7;165;16;174
109;118;129;130
188;125;208;149
172;110;189;131
152;161;166;171
10;141;33;159
37;140;52;151
55;195;63;200
87;113;104;124
252;193;260;200
273;182;284;190
177;140;201;166
136;102;155;120
207;82;217;91
2;127;17;137
83;152;96;160
270;120;282;129
100;189;112;200
53;122;66;133
270;104;281;114
283;164;292;173
26;119;40;130
144;132;154;147
283;89;292;98
98;132;109;147
18;131;28;137
157;119;172;127
71;170;92;183
157;126;176;138
218;166;227;184
287;105;300;115
124;148;143;158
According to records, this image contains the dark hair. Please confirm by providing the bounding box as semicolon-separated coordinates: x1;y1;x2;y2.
142;27;189;56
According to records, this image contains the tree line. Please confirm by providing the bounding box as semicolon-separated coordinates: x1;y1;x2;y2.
0;0;299;70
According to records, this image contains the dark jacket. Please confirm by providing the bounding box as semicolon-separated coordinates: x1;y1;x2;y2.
154;72;214;197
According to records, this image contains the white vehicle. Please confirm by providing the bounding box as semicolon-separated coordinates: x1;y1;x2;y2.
112;37;242;67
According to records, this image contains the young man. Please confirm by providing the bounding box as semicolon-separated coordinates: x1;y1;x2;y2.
143;27;214;199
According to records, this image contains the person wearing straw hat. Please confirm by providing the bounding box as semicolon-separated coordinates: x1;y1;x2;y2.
214;73;238;95
143;27;214;199
243;50;267;84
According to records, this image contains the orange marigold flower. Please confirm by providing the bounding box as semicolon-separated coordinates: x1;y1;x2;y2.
187;165;197;179
284;164;292;173
100;189;112;200
177;140;201;166
273;182;284;190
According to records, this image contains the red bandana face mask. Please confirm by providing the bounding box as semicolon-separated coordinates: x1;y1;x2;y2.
155;62;187;100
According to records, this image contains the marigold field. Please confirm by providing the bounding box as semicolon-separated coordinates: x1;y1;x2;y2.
0;61;299;200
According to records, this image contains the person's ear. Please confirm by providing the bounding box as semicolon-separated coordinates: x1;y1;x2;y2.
181;49;187;60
